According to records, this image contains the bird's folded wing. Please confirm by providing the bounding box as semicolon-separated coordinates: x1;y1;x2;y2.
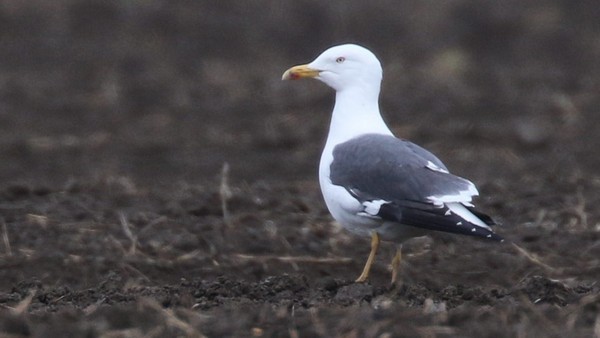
381;200;502;240
331;134;478;204
330;133;502;241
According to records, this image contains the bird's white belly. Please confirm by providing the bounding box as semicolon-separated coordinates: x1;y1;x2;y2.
320;180;428;242
320;180;381;236
319;152;378;236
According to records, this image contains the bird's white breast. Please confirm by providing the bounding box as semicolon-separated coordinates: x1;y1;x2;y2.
318;143;382;237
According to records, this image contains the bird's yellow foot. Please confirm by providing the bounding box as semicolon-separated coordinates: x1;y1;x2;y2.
390;245;402;285
355;231;380;283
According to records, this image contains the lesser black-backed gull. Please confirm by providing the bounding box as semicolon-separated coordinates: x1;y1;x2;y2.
282;44;502;284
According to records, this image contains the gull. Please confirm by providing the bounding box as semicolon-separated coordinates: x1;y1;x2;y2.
282;44;502;284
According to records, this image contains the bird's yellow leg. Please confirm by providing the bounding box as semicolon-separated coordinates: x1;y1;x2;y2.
390;245;402;285
355;231;380;283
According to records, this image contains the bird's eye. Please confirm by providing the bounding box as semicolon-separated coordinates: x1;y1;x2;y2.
336;57;345;63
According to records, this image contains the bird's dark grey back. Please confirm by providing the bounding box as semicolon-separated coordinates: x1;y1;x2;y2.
330;134;472;203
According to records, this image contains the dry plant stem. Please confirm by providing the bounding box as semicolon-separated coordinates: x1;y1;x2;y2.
512;243;556;272
11;290;36;315
390;245;402;285
220;162;232;227
594;313;600;338
573;188;588;229
141;298;207;338
356;231;380;283
233;254;353;264
119;212;138;255
1;217;12;256
415;326;456;337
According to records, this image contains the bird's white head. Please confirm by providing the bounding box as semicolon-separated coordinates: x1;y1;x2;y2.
282;44;382;93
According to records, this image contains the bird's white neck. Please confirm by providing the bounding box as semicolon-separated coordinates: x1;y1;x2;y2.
325;86;392;148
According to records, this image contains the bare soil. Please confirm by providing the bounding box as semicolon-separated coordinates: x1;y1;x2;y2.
0;1;599;337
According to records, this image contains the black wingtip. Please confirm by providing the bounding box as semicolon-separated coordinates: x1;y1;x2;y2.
484;231;504;242
379;203;504;242
458;219;504;242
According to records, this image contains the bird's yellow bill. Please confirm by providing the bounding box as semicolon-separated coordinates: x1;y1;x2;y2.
282;64;320;80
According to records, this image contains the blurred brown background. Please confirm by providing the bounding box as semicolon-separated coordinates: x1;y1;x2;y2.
1;0;599;188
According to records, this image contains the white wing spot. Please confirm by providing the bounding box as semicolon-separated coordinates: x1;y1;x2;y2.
486;234;492;238
425;161;449;174
471;228;476;232
444;209;452;216
430;200;444;208
357;212;381;220
361;199;390;217
456;221;462;226
427;183;479;206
